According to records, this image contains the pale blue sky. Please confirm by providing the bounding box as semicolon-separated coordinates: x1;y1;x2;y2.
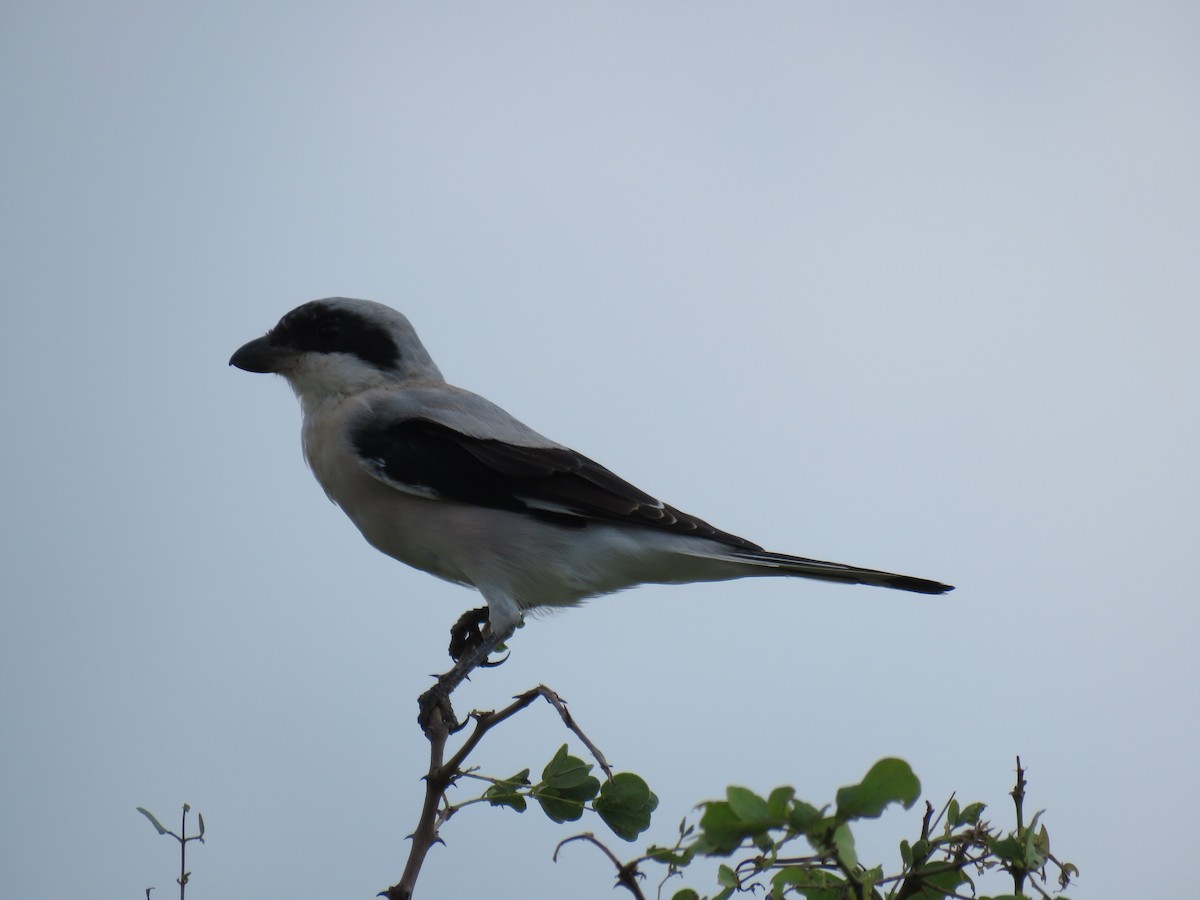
2;3;1198;898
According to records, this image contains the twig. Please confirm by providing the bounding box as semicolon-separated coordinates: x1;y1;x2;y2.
178;805;187;900
920;800;934;841
927;792;956;834
554;833;647;900
1011;756;1026;832
1010;756;1027;896
520;685;613;781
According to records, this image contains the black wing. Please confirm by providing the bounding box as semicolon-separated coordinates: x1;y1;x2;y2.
352;417;760;549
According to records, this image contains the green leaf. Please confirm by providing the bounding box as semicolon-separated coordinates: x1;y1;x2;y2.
485;769;531;812
542;745;596;791
906;861;968;898
717;864;737;887
670;890;700;900
534;786;589;823
788;800;823;832
485;786;527;812
860;865;883;890
767;786;795;819
955;802;986;826
136;807;169;835
726;786;772;826
831;822;858;868
532;749;599;823
835;758;921;820
771;866;845;900
946;798;960;829
987;834;1024;864
197;813;205;842
600;771;653;807
555;776;602;803
646;844;692;867
694;801;746;855
1023;811;1047;867
801;815;841;856
899;839;913;868
594;773;658;841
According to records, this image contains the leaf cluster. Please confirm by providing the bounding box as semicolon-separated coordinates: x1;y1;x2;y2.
482;743;658;841
648;758;921;900
634;758;1077;900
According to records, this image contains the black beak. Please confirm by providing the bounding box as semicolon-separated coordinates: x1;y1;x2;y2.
229;335;294;373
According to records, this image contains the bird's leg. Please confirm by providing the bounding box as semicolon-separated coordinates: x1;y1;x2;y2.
418;616;516;734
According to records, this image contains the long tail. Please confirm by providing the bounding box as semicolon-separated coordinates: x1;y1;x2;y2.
726;549;953;595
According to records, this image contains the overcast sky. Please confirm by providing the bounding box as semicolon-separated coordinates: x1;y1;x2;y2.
2;3;1198;898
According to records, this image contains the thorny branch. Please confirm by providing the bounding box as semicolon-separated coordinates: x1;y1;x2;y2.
382;681;613;899
1010;755;1028;896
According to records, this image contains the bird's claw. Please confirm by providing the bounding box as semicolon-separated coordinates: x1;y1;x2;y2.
419;611;518;734
447;606;509;668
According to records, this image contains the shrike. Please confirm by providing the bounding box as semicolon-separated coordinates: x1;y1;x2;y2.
230;298;952;674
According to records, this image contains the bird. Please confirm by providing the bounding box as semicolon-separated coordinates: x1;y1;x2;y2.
230;298;953;679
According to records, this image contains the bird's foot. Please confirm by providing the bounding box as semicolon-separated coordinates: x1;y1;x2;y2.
417;678;465;735
448;606;509;668
418;617;518;735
